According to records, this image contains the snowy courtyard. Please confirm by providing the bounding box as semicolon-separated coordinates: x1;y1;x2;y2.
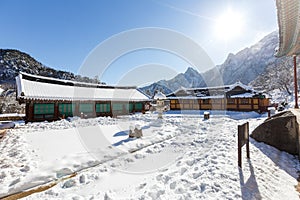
0;111;300;199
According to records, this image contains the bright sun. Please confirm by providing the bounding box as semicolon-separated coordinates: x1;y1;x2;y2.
214;9;244;41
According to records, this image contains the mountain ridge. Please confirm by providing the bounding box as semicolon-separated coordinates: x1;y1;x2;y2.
140;30;284;96
0;49;101;86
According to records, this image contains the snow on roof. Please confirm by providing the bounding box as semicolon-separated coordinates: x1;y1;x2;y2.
169;82;254;97
153;91;167;100
19;72;107;88
0;87;3;95
227;81;253;91
230;92;255;98
172;86;188;95
16;73;149;102
167;95;225;100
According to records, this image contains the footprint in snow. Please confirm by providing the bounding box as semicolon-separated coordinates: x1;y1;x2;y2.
62;179;76;189
192;172;202;179
137;182;147;190
20;165;30;172
134;154;145;159
186;159;195;166
156;174;163;181
170;181;177;190
9;178;20;187
180;167;187;175
56;168;73;178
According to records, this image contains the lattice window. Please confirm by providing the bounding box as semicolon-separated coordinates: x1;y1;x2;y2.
202;99;210;104
58;103;73;116
96;103;111;113
135;103;143;111
34;103;54;115
227;99;236;104
240;99;250;105
79;103;93;113
112;103;129;111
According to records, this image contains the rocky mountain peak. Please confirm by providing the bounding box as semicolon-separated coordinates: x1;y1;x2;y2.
140;30;284;95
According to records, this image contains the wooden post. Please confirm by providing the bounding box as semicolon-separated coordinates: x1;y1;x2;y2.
92;102;96;117
142;102;145;114
238;139;242;168
132;102;135;114
54;102;59;119
246;122;250;159
238;122;250;168
28;102;34;122
75;102;80;116
199;99;202;110
294;55;299;108
110;102;113;117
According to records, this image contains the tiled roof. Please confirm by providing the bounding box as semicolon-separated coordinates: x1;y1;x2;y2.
16;73;149;102
169;81;254;95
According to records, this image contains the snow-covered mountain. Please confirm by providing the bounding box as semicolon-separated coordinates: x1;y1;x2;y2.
0;49;102;85
141;31;284;95
142;67;206;96
0;49;75;84
209;31;282;85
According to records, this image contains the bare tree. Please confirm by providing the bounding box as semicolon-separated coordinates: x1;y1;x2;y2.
251;59;294;95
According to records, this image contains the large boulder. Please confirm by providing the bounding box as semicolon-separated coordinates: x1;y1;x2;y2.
251;109;300;155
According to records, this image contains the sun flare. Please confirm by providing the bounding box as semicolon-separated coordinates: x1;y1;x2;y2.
214;9;244;41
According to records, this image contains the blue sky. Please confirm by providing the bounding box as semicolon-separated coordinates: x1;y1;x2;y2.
0;0;277;85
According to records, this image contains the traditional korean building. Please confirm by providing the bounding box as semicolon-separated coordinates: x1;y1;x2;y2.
166;82;269;112
16;72;150;122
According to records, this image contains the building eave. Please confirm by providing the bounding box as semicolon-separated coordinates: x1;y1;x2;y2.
275;0;300;57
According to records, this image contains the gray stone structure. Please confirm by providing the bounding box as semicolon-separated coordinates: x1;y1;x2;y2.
251;109;300;156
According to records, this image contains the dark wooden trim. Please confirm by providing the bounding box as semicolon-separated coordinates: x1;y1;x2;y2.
28;102;34;122
141;102;145;114
132;102;136;114
54;102;59;120
109;101;113;117
75;102;80;116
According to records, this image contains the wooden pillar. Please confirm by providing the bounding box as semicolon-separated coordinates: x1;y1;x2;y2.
132;102;135;114
92;102;96;117
110;101;113;117
294;55;299;109
27;102;34;122
142;102;145;114
75;102;80;116
54;102;59;119
25;102;29;123
199;99;202;110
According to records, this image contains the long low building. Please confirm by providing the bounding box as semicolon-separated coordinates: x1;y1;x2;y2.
166;82;270;112
16;72;150;122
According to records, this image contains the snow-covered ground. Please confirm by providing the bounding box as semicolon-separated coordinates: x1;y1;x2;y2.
0;111;299;199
